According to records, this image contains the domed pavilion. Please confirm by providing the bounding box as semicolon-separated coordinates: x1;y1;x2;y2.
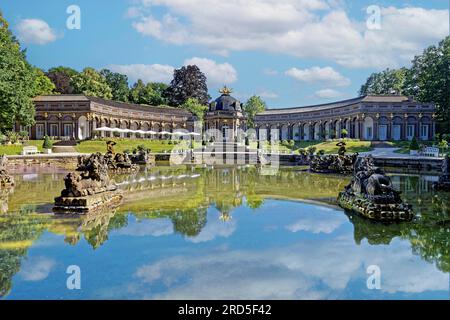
204;86;247;142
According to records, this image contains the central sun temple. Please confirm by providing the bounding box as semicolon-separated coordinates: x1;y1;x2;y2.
16;88;436;142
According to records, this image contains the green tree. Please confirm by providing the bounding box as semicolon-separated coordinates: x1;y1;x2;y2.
129;80;168;106
181;98;207;122
164;65;210;106
100;69;130;102
71;67;113;99
243;95;267;128
404;37;450;132
359;68;408;96
0;11;36;131
146;82;168;105
32;68;55;96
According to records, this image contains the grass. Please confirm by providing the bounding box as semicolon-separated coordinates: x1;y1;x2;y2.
386;140;450;156
251;139;372;154
0;140;56;155
75;138;191;154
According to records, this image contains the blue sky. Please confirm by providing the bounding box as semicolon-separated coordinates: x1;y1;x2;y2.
1;0;449;108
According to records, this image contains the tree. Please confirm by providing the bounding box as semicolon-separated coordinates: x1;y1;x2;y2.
129;80;168;106
181;98;207;122
46;66;78;94
243;96;267;128
0;11;36;131
359;68;408;96
100;69;130;102
404;37;450;132
146;82;168;106
341;128;348;138
164;65;209;106
32;68;55;96
71;67;113;99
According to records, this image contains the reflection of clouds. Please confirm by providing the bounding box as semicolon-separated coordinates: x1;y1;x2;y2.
19;256;56;281
115;219;173;237
286;211;346;234
133;234;448;299
187;216;236;243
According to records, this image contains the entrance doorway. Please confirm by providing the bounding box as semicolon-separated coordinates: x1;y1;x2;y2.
379;125;387;141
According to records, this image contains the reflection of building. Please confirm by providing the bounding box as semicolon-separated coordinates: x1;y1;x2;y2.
255;95;435;141
21;95;194;140
204;87;246;142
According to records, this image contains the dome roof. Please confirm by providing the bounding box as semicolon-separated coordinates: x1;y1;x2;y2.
210;87;241;112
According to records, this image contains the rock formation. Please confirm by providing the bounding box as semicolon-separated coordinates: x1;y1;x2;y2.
0;155;14;188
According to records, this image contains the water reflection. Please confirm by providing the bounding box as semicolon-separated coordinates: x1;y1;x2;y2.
0;167;449;299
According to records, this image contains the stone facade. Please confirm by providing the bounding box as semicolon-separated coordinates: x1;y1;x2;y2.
15;94;435;142
254;95;436;141
18;95;194;140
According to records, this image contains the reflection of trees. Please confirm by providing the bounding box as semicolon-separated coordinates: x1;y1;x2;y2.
171;208;208;237
0;213;51;297
347;175;450;274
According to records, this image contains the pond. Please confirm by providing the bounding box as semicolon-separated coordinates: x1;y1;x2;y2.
0;166;449;299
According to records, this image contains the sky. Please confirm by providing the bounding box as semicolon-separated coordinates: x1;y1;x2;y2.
1;0;449;108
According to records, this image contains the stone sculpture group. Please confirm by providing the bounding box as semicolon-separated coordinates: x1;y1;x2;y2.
338;155;414;222
433;155;450;191
54;153;123;214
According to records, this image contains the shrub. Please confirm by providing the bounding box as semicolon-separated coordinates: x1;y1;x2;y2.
317;149;325;156
42;135;53;149
307;146;317;155
5;131;20;144
409;136;419;150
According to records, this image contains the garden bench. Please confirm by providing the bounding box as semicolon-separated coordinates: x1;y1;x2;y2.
21;146;39;155
421;147;439;157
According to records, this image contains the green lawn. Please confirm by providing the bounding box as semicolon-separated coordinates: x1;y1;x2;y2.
0;140;55;155
386;140;450;155
75;138;191;154
252;139;372;154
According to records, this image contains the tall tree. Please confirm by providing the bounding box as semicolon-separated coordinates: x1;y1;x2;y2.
243;95;267;128
100;69;130;102
71;67;113;99
164;65;209;106
359;68;408;96
46;66;78;94
181;98;207;122
404;37;450;131
129;80;169;106
0;11;36;131
32;68;55;96
146;82;168;106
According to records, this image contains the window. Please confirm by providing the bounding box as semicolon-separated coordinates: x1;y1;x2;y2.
50;124;59;137
421;125;429;140
36;124;44;139
407;125;415;140
64;124;73;137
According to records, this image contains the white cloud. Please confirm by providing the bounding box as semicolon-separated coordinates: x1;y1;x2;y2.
16;18;58;45
115;218;173;237
258;90;279;99
108;64;175;83
19;256;56;281
314;89;343;99
184;57;237;87
286;211;346;234
131;235;448;299
128;1;448;68
285;66;350;87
